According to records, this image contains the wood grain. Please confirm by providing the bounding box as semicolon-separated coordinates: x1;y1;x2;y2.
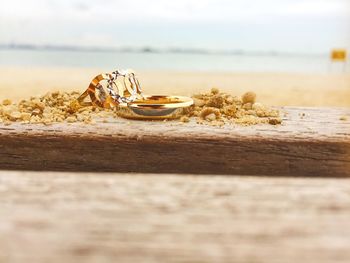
0;107;349;176
1;171;350;263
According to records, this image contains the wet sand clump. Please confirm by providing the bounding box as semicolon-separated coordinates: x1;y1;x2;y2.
0;88;281;126
183;88;281;126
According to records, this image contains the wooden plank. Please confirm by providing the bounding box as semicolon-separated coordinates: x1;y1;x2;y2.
1;171;350;263
0;107;349;177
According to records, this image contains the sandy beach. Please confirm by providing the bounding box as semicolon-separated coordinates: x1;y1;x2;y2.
0;66;349;107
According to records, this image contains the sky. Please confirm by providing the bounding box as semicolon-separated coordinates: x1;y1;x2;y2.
0;0;349;53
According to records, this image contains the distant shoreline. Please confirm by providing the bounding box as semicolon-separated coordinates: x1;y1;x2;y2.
0;43;326;57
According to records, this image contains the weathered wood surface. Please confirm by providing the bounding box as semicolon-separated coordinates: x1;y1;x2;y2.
1;171;350;263
0;107;349;176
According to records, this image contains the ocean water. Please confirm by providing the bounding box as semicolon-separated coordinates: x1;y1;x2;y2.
0;49;349;73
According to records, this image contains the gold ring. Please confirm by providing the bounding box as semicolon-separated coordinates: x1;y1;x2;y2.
118;95;193;119
77;73;119;109
77;70;193;119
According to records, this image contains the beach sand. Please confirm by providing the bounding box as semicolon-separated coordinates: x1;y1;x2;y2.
0;66;349;107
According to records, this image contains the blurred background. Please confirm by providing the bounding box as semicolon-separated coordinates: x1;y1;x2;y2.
0;0;349;106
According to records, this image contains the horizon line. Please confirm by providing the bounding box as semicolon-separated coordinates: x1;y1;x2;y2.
0;43;332;57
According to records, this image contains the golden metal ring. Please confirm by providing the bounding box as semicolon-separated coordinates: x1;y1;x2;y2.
117;95;193;119
77;73;119;109
77;69;193;119
77;70;141;109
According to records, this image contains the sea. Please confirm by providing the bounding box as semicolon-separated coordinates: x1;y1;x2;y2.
0;49;349;73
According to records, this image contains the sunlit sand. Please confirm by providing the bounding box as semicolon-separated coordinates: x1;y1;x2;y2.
0;66;349;107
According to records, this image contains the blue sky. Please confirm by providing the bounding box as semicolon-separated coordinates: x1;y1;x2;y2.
0;0;349;53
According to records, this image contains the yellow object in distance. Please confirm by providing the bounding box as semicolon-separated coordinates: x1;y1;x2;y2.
331;49;347;62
